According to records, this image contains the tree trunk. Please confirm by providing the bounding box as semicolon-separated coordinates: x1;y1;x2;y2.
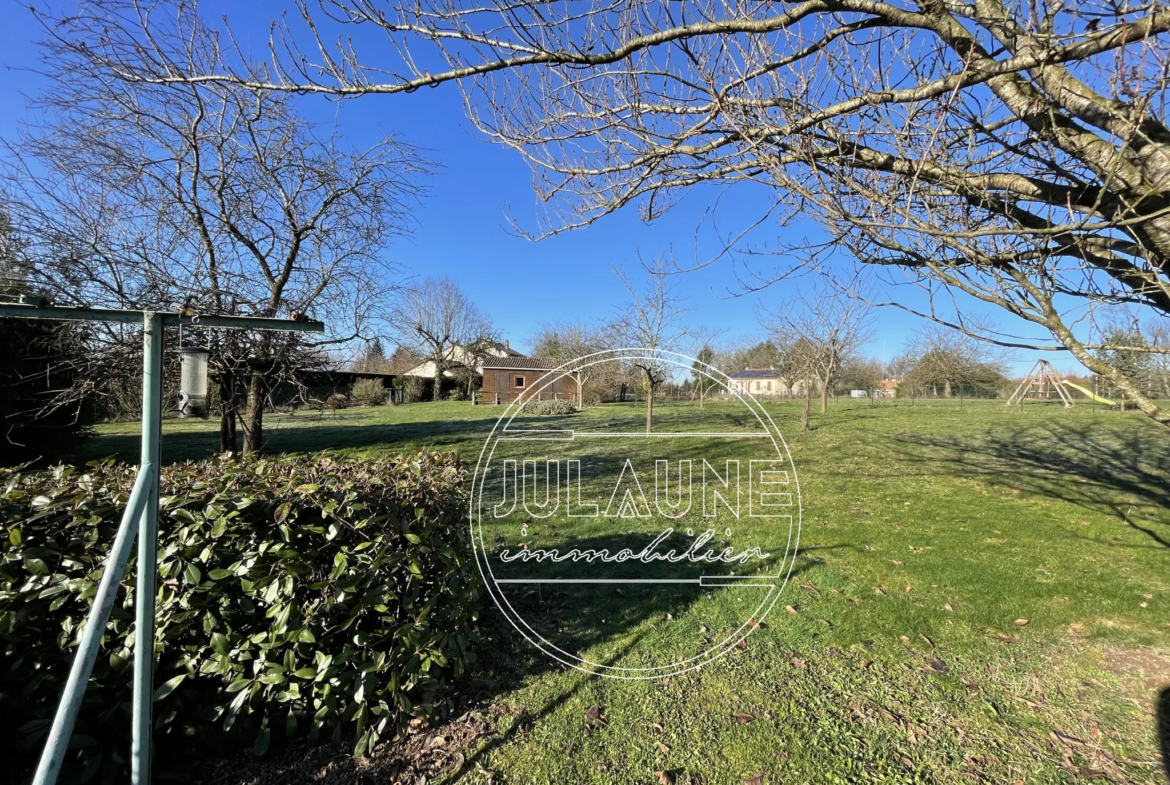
242;371;266;455
432;363;444;401
944;380;952;398
218;370;238;454
802;388;812;432
645;379;655;434
819;381;829;414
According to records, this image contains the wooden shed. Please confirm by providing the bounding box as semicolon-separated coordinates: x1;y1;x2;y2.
480;358;577;404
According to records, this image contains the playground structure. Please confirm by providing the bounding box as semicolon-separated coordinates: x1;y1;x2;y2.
1006;359;1115;407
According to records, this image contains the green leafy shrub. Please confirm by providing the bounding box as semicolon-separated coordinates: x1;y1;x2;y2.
398;376;429;403
350;378;386;407
520;398;576;416
1;452;479;782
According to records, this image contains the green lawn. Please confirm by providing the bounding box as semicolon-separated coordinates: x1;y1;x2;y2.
84;398;1170;784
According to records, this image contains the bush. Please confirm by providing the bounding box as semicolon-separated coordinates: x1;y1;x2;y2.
398;376;429;403
1;452;479;782
0;318;96;467
351;378;386;407
325;392;350;410
520;398;576;416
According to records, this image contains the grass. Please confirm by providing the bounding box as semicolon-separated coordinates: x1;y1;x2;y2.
81;397;1170;784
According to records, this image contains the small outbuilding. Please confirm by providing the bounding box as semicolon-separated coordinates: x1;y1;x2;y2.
480;358;578;404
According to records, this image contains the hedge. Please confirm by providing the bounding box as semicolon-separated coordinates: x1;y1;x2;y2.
519;398;575;416
0;452;480;783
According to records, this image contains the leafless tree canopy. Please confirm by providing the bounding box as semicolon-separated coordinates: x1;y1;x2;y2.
43;0;1170;425
387;276;496;401
4;6;426;451
899;321;1013;397
763;282;874;424
610;258;691;432
531;320;614;407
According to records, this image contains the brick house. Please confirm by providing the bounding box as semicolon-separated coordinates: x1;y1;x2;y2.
480;358;578;404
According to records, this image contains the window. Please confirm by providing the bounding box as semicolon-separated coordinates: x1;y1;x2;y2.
515;376;525;388
766;381;772;391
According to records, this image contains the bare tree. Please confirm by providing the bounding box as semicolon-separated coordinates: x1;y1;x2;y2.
610;258;690;433
388;276;495;401
764;284;874;418
687;327;730;408
1146;322;1170;398
902;323;1012;400
57;0;1170;426
5;7;424;453
530;320;612;408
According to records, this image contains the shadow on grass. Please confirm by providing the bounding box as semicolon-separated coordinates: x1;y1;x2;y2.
442;533;830;779
890;420;1170;548
74;416;507;465
74;411;595;466
1159;687;1170;782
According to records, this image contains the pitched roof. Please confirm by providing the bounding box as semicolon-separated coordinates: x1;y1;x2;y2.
481;357;556;371
729;368;782;379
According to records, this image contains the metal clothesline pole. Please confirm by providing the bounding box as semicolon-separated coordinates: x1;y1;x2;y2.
0;304;324;785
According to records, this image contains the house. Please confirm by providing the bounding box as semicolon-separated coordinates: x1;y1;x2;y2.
481;357;578;404
728;368;791;397
402;340;526;380
875;379;899;399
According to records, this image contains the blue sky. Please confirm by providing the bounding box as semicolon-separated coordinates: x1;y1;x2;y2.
0;3;1084;375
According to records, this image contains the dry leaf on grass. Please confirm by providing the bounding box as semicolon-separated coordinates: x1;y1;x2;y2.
585;707;607;727
1015;619;1030;627
736;713;755;724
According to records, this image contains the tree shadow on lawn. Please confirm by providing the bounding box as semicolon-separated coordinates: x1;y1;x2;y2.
890;420;1170;549
76;415;521;465
443;534;833;780
1159;686;1170;782
191;532;830;784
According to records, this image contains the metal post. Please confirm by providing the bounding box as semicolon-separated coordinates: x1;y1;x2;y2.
132;313;164;785
31;471;153;785
3;302;324;784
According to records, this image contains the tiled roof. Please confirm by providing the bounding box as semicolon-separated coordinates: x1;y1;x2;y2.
481;357;556;370
729;368;782;379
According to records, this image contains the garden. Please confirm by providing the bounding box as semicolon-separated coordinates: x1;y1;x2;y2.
5;398;1168;783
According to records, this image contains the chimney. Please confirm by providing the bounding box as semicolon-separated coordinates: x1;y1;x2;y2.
505;340;510;349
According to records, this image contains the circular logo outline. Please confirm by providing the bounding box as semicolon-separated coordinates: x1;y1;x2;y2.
469;348;802;679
